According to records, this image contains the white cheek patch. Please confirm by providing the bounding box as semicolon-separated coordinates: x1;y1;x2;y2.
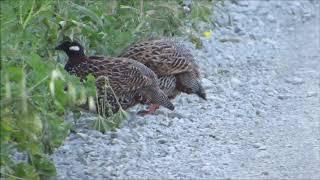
69;46;80;51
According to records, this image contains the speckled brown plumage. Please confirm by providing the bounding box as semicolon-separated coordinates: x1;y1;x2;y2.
55;41;174;115
120;39;206;101
158;75;180;99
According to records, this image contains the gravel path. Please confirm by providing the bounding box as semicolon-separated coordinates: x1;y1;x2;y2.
52;1;320;179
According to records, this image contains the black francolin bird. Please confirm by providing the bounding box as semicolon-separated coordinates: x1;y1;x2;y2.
120;38;206;113
55;41;174;115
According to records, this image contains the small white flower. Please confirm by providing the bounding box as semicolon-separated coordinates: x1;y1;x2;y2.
51;69;65;81
49;80;55;96
50;69;65;96
88;96;96;112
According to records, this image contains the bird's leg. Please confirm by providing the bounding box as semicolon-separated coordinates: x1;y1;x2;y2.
148;104;160;113
137;104;160;116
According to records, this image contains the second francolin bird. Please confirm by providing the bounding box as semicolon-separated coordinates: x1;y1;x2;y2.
120;39;207;114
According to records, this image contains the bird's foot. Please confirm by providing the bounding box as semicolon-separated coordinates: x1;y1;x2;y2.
137;104;160;116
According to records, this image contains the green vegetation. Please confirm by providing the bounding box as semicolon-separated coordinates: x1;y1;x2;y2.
0;0;217;179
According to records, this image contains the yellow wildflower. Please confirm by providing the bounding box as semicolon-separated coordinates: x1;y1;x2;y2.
203;30;213;39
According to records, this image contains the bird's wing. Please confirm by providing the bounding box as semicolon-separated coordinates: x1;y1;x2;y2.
88;57;156;93
120;39;199;77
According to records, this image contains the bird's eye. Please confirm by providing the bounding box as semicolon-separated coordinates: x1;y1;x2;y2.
69;46;80;51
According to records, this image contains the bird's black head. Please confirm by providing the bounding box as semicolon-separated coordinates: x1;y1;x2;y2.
55;41;85;58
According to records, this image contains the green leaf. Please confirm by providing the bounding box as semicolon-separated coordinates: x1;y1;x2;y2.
26;53;53;82
14;163;39;180
7;66;23;82
82;74;97;97
33;154;57;177
53;78;68;107
71;2;104;28
26;53;46;71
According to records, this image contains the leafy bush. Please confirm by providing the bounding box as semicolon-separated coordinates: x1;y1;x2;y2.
0;0;218;179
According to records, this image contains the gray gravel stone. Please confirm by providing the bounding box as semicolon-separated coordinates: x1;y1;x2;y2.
306;91;318;97
285;77;305;85
201;78;213;89
267;14;276;23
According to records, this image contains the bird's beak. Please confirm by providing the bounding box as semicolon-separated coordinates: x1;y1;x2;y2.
55;45;62;50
